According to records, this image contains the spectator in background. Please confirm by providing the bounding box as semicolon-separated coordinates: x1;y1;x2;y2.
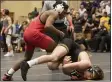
12;20;22;53
22;21;28;31
80;0;88;8
86;1;93;18
1;9;8;52
31;7;39;18
82;12;94;50
27;12;32;23
92;23;108;52
0;20;3;49
72;10;76;19
105;1;110;16
0;20;3;35
78;4;87;17
91;14;100;38
72;12;88;50
42;0;44;8
95;8;102;18
99;30;110;52
1;9;14;57
100;0;107;9
92;12;110;52
100;12;110;32
70;8;74;16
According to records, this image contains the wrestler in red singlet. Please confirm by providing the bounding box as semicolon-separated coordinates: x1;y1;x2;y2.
24;14;54;50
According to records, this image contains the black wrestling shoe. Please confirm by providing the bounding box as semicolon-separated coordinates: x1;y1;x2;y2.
20;61;30;81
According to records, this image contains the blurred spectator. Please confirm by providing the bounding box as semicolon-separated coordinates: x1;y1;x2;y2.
92;24;108;52
22;21;28;31
78;4;87;17
105;1;110;16
95;8;102;17
86;1;93;18
92;11;110;52
91;14;100;38
100;12;110;32
80;0;88;8
0;20;3;49
1;9;14;56
82;12;94;50
42;0;44;7
0;20;3;33
12;20;21;34
27;12;32;23
12;20;28;52
91;0;99;15
72;10;77;19
72;12;88;50
99;30;110;52
100;0;107;9
73;12;83;34
12;20;22;52
31;7;39;18
70;8;74;16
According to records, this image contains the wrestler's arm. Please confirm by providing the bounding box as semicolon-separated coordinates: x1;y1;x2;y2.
65;14;75;40
66;14;73;27
63;51;91;71
45;13;63;36
65;14;74;32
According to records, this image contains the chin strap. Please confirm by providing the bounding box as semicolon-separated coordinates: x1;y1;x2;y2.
70;70;82;79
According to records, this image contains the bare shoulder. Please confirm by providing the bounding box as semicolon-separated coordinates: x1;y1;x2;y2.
78;51;90;61
50;10;59;18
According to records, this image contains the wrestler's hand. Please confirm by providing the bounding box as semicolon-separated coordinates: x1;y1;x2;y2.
63;56;72;64
59;31;65;39
67;26;74;33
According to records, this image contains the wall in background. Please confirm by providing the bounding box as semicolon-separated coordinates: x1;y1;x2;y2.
1;1;42;20
1;1;80;21
69;1;81;11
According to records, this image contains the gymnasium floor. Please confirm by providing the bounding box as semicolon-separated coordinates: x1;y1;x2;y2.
1;51;111;81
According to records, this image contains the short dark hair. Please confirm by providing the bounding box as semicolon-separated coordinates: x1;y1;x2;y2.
104;12;107;15
4;9;9;15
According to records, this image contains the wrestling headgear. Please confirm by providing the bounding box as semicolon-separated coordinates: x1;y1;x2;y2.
55;3;64;14
53;2;69;14
87;65;104;80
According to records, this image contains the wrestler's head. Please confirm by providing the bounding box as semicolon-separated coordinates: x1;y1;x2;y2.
53;2;69;19
84;65;104;80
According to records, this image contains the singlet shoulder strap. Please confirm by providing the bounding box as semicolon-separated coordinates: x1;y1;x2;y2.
39;11;46;25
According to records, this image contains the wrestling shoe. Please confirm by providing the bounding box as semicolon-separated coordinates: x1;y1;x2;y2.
2;74;13;81
20;61;30;81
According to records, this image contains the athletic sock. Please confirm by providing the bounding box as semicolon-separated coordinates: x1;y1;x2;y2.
27;58;38;67
7;68;15;75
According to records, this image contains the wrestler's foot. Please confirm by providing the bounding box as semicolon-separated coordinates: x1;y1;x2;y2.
2;73;13;81
20;61;30;81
